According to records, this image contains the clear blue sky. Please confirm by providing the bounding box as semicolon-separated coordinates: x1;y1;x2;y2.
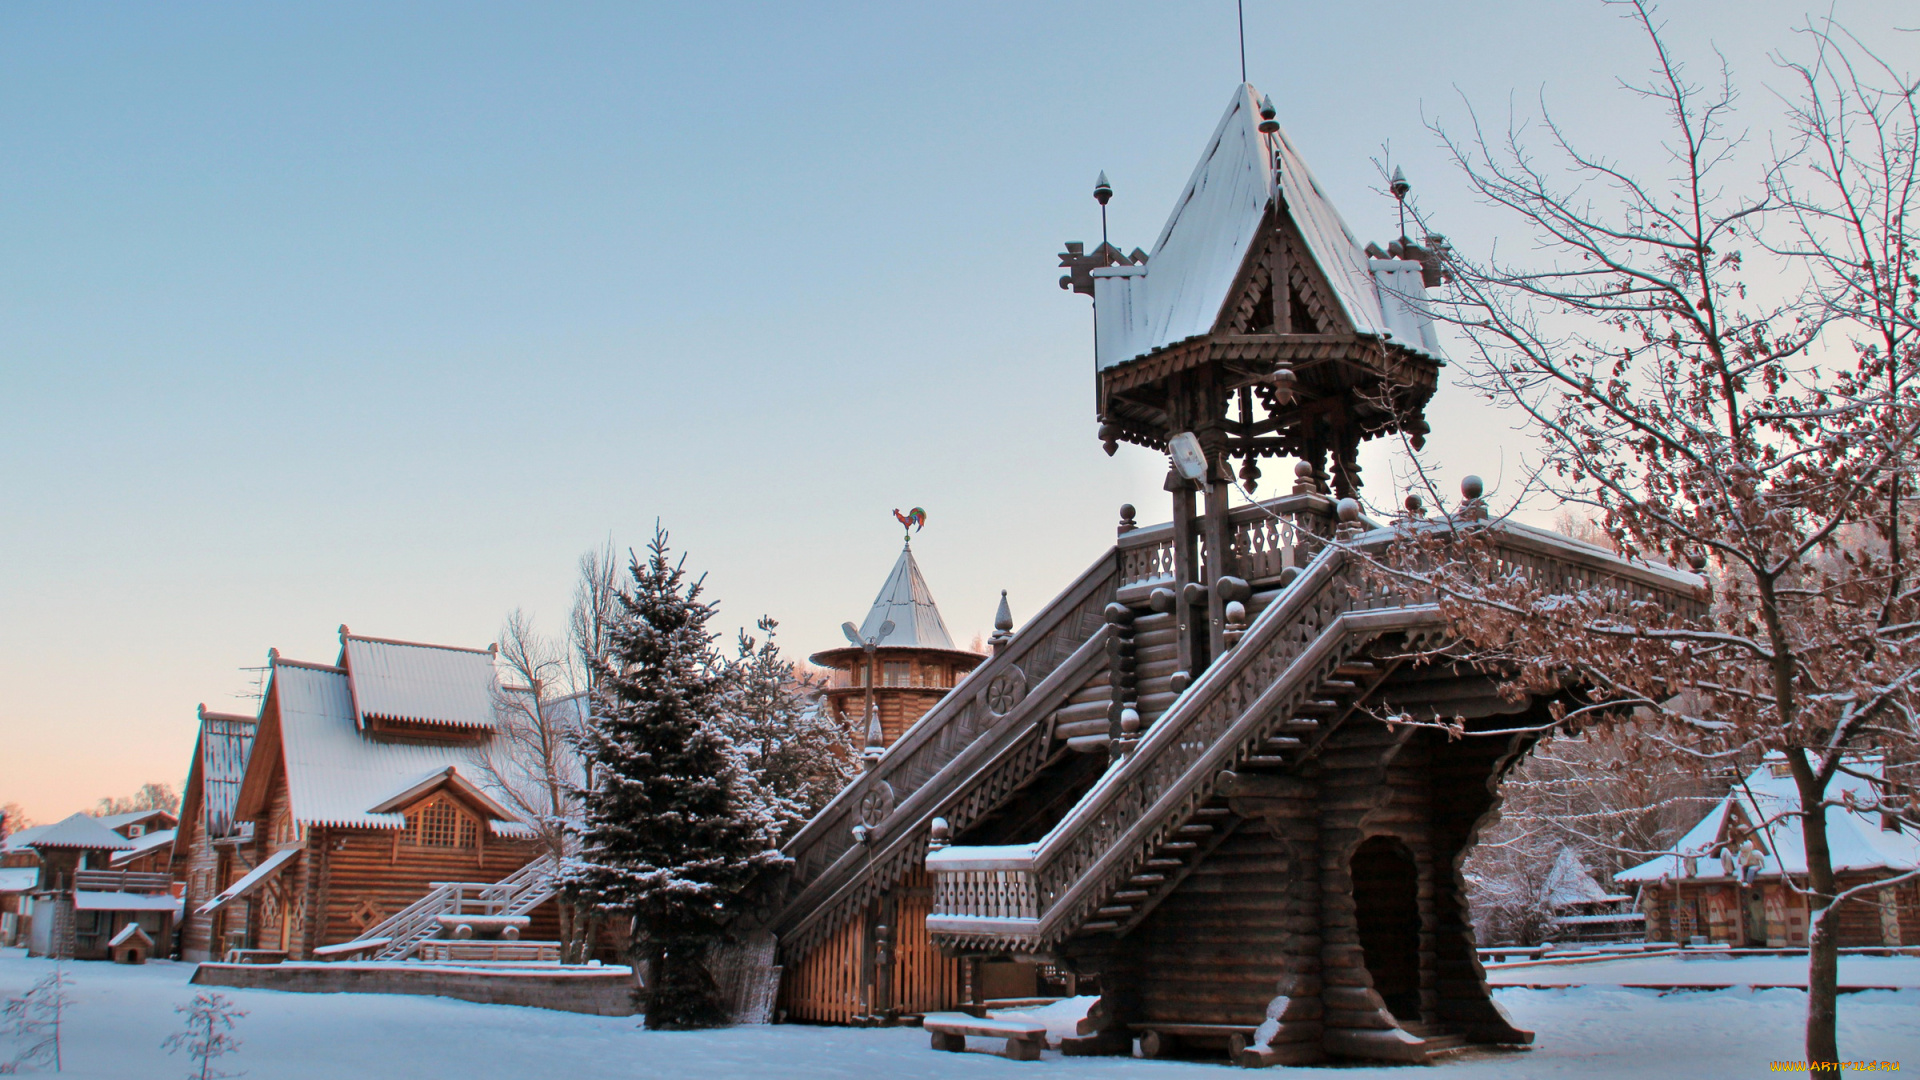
4;2;1913;820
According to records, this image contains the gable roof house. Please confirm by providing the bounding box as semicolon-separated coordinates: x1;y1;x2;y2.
1616;757;1920;948
192;628;557;961
172;705;259;961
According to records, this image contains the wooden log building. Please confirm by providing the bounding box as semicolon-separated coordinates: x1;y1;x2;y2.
1617;757;1920;949
186;628;559;962
758;84;1709;1065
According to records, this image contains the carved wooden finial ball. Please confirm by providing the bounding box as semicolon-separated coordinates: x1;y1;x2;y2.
1224;600;1247;626
1461;475;1485;500
929;816;951;842
1337;498;1361;523
1295;460;1314;479
1120;707;1141;735
994;589;1014;633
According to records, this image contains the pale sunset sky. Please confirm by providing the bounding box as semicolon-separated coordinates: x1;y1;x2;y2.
4;2;1915;821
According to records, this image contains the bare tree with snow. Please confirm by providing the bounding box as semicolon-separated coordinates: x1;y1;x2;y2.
1368;4;1920;1064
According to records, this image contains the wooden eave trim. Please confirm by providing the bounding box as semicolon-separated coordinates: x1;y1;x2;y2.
232;682;285;823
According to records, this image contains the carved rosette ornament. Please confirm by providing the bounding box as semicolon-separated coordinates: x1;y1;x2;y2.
984;666;1027;716
858;781;896;829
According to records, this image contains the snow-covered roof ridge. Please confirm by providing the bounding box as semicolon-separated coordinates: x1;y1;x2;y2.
1616;755;1919;884
266;659;525;831
23;813;136;851
858;542;958;651
1091;83;1442;371
338;626;499;731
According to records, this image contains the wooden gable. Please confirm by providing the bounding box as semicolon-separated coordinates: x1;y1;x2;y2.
1215;206;1352;339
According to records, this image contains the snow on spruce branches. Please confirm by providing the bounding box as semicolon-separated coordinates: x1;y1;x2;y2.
560;528;788;1029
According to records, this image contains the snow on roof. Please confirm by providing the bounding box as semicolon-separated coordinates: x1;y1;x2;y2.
340;630;498;731
1616;756;1920;884
272;660;524;831
197;710;257;839
24;813;136;852
75;890;181;912
96;809;177;834
2;823;52;855
109;922;154;948
0;868;38;893
197;846;300;914
109;828;177;867
1091;84;1443;371
857;542;957;651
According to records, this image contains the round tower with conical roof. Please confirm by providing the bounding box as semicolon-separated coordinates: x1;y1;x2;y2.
811;540;986;750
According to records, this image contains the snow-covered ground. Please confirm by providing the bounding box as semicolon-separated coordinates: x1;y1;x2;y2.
1487;951;1920;988
4;947;1916;1078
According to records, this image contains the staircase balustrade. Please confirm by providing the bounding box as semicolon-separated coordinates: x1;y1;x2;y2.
347;853;558;962
926;519;1707;949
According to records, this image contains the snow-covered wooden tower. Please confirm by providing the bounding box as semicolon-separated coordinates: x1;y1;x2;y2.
811;541;987;752
763;85;1706;1064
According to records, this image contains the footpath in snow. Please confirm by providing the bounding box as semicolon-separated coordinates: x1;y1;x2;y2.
2;948;1916;1078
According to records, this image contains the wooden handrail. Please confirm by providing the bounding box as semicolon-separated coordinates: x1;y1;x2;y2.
927;520;1706;949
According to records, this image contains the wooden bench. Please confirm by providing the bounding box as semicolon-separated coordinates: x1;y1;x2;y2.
922;1012;1049;1061
1132;1022;1257;1060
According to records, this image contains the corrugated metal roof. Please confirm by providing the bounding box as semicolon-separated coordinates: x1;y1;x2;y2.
23;813;135;851
200;713;256;839
95;809;176;834
858;542;956;650
109;828;177;866
1093;83;1442;370
272;661;521;831
1616;757;1920;883
340;632;498;730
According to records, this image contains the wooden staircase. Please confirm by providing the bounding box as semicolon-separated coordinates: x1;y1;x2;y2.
338;854;558;962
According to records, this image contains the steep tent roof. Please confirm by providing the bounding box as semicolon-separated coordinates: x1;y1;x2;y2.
339;629;498;731
1091;83;1444;370
858;542;957;650
26;813;136;852
1617;756;1920;883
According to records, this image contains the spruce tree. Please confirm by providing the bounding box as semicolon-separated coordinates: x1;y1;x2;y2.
563;528;785;1029
721;617;860;843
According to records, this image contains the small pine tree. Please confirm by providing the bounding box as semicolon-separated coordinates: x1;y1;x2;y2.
161;992;246;1080
562;528;787;1029
722;617;860;842
1;965;71;1074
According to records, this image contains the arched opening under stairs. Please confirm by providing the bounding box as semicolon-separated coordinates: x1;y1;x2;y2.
1351;835;1421;1021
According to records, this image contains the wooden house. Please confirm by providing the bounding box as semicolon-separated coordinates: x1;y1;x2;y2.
810;541;988;751
1617;757;1919;949
760;84;1706;1065
192;628;559;962
14;812;177;961
173;706;259;961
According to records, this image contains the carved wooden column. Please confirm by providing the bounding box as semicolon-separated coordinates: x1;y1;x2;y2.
1167;468;1199;680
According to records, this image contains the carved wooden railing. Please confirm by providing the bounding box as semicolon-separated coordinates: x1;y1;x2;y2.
768;549;1122;959
73;870;173;893
925;519;1707;948
1116;493;1334;597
